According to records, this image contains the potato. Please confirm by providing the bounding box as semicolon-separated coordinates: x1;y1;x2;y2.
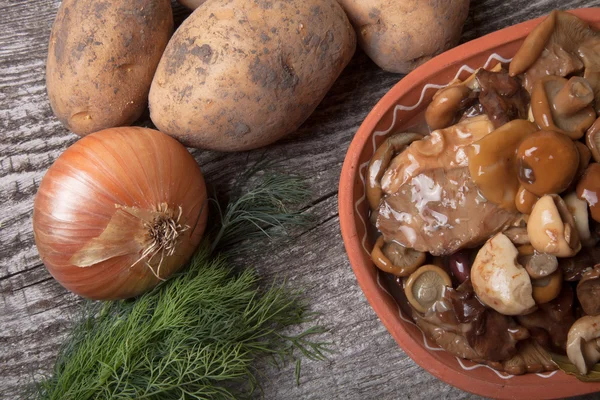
149;0;356;151
177;0;206;10
337;0;469;74
46;0;173;135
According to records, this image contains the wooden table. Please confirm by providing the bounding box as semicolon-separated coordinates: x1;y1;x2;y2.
2;1;599;399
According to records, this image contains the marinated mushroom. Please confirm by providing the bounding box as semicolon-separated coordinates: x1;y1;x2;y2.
527;194;582;257
518;244;535;256
516;130;579;196
567;315;600;374
510;10;600;109
515;186;539;215
467;119;539;210
471;233;536;315
530;76;596;140
564;192;594;247
501;340;557;375
371;236;425;277
474;68;530;129
425;84;474;130
503;226;530;245
576;141;592;176
577;265;600;316
404;265;452;313
587;117;600;162
424;64;523;131
517;285;576;351
559;246;600;281
520;252;558;279
577;163;600;223
414;312;483;361
531;269;562;304
569;141;593;193
366;133;423;210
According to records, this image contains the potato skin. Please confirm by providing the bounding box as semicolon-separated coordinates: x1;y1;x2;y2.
149;0;356;151
338;0;469;74
46;0;173;135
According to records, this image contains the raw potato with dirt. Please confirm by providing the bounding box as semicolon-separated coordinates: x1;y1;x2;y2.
149;0;356;151
46;0;173;136
337;0;470;74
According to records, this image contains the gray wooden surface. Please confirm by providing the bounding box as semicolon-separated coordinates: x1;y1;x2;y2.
2;1;600;399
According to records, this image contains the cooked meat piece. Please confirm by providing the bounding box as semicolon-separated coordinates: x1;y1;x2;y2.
380;115;494;194
475;69;529;128
377;167;519;256
377;115;520;255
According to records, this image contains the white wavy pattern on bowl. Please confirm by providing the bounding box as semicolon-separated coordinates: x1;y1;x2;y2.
355;52;559;380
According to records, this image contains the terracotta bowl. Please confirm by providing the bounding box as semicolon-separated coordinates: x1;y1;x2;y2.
339;8;600;400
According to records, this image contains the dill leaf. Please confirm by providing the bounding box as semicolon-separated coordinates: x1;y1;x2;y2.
209;174;311;254
37;247;329;400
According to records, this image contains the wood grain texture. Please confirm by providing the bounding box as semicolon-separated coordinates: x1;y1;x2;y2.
1;0;599;399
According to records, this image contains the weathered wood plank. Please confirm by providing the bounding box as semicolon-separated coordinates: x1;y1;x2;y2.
1;0;599;399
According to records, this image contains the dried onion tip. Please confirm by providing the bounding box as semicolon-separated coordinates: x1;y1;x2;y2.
33;127;208;300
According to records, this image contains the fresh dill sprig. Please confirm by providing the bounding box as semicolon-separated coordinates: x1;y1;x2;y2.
35;174;329;400
209;174;311;254
37;248;328;400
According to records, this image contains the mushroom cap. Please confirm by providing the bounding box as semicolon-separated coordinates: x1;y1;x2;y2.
521;252;559;279
518;244;536;256
565;192;593;246
371;236;425;277
424;66;483;132
404;264;452;313
587;117;600;163
530;76;596;140
577;163;600;223
577;265;600;316
515;185;540;215
516;130;579;196
471;233;535;315
503;226;531;245
574;141;593;185
425;84;473;130
468;119;539;210
567;315;600;374
531;269;562;304
527;194;582;257
509;10;559;78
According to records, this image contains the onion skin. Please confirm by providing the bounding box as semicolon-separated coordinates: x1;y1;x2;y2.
33;127;208;300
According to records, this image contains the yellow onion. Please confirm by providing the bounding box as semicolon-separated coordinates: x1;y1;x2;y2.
33;127;208;300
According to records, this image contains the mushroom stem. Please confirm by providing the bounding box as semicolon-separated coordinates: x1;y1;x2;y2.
554;77;594;116
567;315;600;374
